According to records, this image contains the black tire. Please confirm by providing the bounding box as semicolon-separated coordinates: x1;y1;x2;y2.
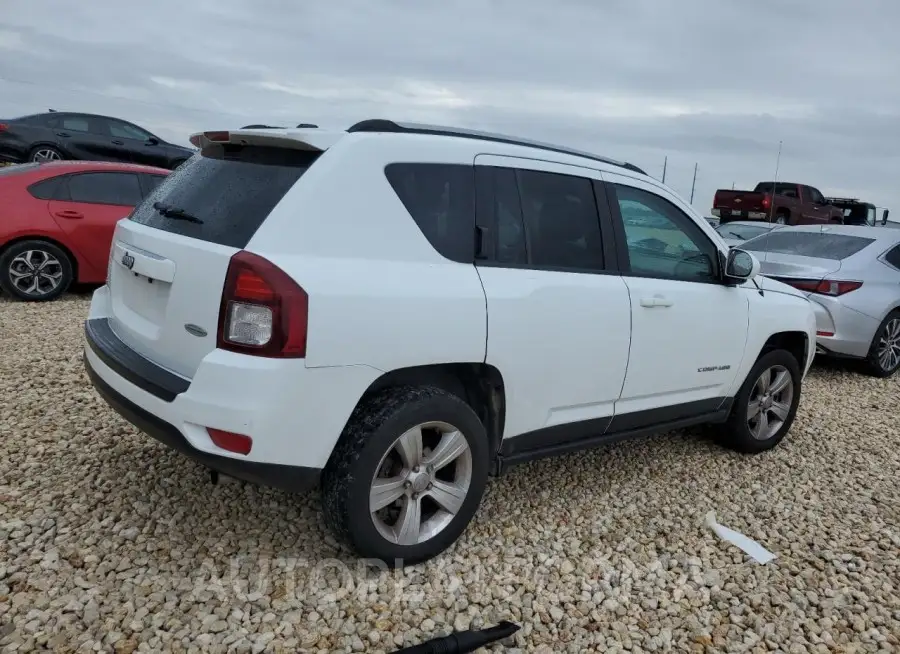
28;145;64;163
774;211;790;225
862;310;900;378
715;349;802;454
0;240;74;301
321;385;489;566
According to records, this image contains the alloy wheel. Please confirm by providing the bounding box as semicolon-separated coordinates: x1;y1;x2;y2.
8;249;64;297
369;421;472;546
31;149;61;162
876;318;900;372
747;364;794;441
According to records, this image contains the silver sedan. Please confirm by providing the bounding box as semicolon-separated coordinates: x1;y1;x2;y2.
740;225;900;377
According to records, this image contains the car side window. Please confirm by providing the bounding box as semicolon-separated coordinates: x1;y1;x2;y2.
384;163;476;263
809;187;825;204
60;116;90;133
884;245;900;270
108;120;153;141
66;173;143;206
27;176;66;201
515;169;604;271
613;184;719;283
140;173;166;197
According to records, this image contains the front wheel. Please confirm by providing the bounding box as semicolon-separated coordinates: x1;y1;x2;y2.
715;349;802;453
863;311;900;378
321;385;489;566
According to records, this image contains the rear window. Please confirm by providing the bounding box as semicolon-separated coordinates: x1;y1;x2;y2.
754;182;798;196
128;144;319;249
743;231;875;260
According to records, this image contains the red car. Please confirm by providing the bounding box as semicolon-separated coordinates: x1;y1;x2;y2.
0;160;169;301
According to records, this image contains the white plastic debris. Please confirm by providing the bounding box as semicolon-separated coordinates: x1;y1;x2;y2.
705;510;776;564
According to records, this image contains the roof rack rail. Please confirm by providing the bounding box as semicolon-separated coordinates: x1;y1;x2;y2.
346;119;647;176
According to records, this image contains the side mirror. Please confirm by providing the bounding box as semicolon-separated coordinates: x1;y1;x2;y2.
724;248;760;282
883;209;890;226
146;137;159;146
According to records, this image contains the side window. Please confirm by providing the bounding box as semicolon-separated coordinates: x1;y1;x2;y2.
613;184;718;282
140;173;166;197
108;120;153;141
60;116;91;133
67;173;143;206
384;163;475;263
884;245;900;269
27;176;66;201
812;188;826;205
515;169;604;270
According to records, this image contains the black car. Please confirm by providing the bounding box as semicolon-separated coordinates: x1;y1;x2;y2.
0;111;194;170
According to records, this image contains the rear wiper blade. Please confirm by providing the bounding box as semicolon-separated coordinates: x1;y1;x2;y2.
152;201;203;224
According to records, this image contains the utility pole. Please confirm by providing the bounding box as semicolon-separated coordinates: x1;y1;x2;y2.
689;162;698;204
769;140;783;222
661;156;667;184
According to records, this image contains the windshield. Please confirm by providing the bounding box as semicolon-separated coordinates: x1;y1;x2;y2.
716;223;771;241
743;231;875;260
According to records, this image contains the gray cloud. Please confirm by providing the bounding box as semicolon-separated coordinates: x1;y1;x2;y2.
1;0;898;212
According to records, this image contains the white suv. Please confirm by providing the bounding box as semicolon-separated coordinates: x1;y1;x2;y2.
83;120;817;565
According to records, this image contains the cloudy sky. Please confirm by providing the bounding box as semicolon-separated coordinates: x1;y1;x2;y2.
1;0;897;213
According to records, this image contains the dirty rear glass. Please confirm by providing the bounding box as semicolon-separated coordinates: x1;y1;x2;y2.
744;231;875;260
128;144;320;249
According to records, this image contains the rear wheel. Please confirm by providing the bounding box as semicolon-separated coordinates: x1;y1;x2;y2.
321;385;489;566
715;349;802;453
863;311;900;377
774;211;789;225
0;240;73;301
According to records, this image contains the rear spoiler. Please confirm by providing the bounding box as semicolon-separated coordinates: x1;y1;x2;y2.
189;128;343;152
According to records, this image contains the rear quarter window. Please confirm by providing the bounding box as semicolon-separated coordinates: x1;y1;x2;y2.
128;145;319;249
744;231;875;260
384;163;476;263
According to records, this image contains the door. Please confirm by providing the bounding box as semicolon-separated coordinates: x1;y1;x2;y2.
48;114;111;161
104;118;167;167
603;172;749;424
48;171;143;276
473;154;632;447
806;186;830;223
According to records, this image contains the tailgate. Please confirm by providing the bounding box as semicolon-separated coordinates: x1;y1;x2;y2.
105;140;322;379
715;190;766;212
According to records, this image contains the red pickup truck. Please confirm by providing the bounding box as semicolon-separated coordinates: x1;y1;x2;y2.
711;182;844;225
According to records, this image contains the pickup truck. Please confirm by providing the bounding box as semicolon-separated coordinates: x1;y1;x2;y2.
711;182;844;226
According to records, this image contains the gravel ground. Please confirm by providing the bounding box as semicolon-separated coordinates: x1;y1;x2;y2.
1;293;899;654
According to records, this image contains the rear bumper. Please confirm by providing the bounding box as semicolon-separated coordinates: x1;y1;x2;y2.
83;286;382;489
808;296;878;359
713;209;768;223
84;355;322;492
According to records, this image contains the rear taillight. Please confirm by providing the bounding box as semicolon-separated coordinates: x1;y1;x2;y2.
762;193;771;210
217;251;308;358
782;278;862;296
713;191;721;207
0;124;8;132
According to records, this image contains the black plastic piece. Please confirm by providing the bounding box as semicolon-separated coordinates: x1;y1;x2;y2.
84;318;189;402
84;357;323;493
391;621;520;653
347;118;647;175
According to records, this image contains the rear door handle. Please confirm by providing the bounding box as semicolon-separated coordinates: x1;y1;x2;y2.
112;139;124;145
54;210;84;220
640;295;673;308
56;132;71;138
